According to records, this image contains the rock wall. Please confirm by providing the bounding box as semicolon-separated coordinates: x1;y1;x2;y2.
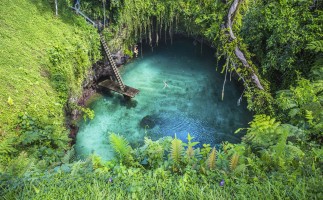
66;50;130;143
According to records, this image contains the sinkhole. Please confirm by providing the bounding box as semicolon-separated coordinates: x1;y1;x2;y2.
75;38;252;160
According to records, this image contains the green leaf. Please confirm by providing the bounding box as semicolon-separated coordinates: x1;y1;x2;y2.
187;133;193;142
288;108;300;118
190;142;200;147
306;40;323;53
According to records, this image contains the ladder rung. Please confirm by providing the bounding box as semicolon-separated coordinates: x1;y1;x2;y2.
100;34;125;89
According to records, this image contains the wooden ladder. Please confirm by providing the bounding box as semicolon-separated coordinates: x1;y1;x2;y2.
99;33;125;91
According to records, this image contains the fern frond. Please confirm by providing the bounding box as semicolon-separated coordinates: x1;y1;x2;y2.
230;153;239;171
91;154;104;170
307;40;323;53
311;58;323;81
274;128;288;158
0;138;16;154
305;110;314;125
109;133;133;164
244;115;285;150
207;147;217;170
285;144;304;160
186;146;194;159
250;115;281;131
260;150;271;164
233;164;246;174
71;160;84;176
171;138;182;164
288;108;300;118
61;148;75;164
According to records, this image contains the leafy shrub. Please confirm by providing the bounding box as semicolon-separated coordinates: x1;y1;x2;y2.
276;78;323;140
16;113;69;164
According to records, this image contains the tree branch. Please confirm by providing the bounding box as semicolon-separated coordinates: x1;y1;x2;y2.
226;0;264;90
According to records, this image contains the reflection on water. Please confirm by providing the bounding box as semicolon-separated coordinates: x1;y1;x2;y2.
75;39;252;160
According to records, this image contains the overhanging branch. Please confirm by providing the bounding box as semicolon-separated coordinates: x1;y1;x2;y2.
226;0;264;90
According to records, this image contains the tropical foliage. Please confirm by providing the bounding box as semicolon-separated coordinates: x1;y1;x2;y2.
0;0;322;199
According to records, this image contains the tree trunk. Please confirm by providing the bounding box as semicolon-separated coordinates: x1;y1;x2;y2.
226;0;264;90
103;0;106;28
55;0;58;16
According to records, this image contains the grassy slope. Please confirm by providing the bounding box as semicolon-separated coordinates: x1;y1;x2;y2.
1;168;315;200
0;0;99;143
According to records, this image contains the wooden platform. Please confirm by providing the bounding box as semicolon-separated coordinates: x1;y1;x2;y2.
99;79;140;98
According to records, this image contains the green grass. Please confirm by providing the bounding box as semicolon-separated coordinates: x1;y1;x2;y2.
0;0;100;159
1;168;318;200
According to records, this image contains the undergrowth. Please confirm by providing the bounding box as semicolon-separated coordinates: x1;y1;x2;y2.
1;130;322;199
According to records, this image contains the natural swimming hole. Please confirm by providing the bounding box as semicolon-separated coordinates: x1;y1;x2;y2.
75;39;252;160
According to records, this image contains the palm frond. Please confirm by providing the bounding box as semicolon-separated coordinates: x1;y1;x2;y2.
207;147;217;170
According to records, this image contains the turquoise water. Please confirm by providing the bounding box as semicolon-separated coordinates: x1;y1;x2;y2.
75;39;252;160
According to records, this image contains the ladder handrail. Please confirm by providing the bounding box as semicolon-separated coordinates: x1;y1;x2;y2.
70;7;97;27
99;33;125;91
69;4;128;93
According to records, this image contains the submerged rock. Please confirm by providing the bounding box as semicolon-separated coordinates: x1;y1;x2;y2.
139;115;157;129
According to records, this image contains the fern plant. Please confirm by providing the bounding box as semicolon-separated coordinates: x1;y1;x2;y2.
230;153;239;171
241;115;281;150
0;138;16;155
206;147;217;170
109;133;133;165
186;146;194;160
170;137;183;172
200;144;212;159
305;110;314;126
273;129;288;159
171;138;182;164
61;148;75;164
185;134;199;162
276;78;322;139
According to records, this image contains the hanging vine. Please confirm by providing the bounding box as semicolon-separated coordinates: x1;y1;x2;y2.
97;0;273;113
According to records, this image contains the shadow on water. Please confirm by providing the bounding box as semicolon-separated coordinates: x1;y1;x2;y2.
120;98;138;109
75;38;253;160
